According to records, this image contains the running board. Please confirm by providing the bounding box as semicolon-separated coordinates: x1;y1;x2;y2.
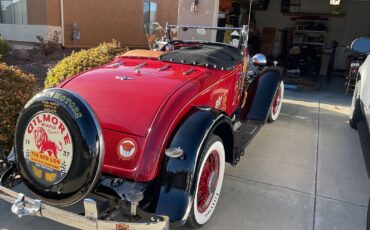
244;124;258;135
233;120;263;165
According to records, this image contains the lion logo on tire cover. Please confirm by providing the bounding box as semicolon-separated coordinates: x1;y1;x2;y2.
23;112;74;185
34;127;62;159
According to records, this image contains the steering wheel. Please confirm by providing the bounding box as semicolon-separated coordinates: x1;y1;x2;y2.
160;40;201;52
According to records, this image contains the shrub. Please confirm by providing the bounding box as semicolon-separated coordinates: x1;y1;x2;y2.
36;30;60;56
44;40;128;88
0;63;36;155
0;37;10;61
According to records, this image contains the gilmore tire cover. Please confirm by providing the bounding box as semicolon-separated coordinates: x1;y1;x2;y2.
15;88;104;206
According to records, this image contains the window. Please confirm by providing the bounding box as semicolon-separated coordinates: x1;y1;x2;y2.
0;0;27;24
143;0;157;34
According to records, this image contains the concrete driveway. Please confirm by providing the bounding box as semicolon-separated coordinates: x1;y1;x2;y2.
1;78;369;229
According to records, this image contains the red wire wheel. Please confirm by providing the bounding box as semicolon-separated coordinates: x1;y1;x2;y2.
197;150;220;213
187;135;225;227
273;87;281;114
268;81;284;123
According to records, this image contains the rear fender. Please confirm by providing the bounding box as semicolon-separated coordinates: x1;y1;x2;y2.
151;108;231;225
245;67;283;121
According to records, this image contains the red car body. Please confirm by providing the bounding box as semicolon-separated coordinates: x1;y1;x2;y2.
61;56;243;182
2;36;284;228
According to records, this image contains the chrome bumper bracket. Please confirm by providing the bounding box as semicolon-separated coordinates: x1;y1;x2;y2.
11;193;41;218
84;198;98;220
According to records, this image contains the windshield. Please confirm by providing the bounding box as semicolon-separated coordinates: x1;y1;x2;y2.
144;22;247;52
143;0;247;50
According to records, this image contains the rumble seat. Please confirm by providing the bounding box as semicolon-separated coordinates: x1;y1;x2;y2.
122;49;164;59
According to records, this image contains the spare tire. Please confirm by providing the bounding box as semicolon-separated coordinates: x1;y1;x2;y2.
15;88;104;206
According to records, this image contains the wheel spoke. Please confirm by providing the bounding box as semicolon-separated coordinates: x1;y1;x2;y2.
197;150;221;213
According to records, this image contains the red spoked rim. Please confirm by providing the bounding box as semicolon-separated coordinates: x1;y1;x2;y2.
272;87;282;115
197;150;220;213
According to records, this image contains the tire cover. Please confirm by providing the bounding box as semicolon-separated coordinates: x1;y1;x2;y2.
15;88;104;206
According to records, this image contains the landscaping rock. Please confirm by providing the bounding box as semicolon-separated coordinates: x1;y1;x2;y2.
15;49;31;61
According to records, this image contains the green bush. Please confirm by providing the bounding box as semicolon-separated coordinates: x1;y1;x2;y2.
45;40;128;88
0;37;10;60
0;63;36;154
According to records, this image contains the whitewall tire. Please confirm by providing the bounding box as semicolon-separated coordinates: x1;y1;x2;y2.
268;81;284;123
187;135;225;228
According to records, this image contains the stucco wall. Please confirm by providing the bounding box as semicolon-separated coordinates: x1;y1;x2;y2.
177;0;219;41
62;0;178;48
27;0;47;25
46;0;61;27
0;24;61;43
24;0;60;26
3;0;177;47
155;0;179;27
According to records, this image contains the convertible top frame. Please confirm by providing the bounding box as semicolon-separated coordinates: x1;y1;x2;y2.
164;24;250;62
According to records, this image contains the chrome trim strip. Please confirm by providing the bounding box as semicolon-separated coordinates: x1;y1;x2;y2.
183;68;195;75
112;61;124;67
167;24;244;31
157;64;171;71
197;106;212;111
115;76;135;81
134;62;147;69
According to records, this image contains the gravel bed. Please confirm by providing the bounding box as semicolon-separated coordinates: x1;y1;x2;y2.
4;48;73;88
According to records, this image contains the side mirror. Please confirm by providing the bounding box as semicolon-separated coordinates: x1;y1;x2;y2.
351;37;370;54
251;53;267;68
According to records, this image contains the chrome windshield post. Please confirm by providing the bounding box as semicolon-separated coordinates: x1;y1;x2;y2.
241;24;249;59
165;22;171;42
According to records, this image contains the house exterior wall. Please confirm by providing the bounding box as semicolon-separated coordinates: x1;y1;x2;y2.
26;0;60;26
46;0;61;27
155;0;179;27
177;0;219;41
62;0;179;48
0;24;61;43
0;0;61;44
1;0;178;48
27;0;47;25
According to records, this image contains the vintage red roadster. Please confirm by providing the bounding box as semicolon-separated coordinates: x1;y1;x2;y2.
0;24;284;229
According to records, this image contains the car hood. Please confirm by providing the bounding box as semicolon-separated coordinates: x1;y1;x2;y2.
61;57;207;137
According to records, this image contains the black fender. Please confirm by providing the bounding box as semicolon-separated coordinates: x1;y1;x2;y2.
246;67;283;121
151;108;231;225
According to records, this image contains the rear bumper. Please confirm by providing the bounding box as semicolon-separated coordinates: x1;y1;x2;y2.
0;185;169;230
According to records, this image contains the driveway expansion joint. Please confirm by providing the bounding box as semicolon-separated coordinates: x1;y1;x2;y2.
225;173;314;197
313;88;321;230
316;194;369;208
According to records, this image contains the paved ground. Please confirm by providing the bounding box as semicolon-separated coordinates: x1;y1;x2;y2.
0;77;369;229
